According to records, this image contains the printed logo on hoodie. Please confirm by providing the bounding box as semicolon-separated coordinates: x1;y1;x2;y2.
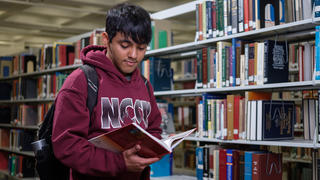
101;97;151;129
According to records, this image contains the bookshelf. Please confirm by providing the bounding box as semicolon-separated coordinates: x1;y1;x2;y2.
1;0;320;179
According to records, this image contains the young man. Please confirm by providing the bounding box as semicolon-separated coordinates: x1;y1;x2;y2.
52;3;162;180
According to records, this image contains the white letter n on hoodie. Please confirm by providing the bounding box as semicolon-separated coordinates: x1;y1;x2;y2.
100;97;151;129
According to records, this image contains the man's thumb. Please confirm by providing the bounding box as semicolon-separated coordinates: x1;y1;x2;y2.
127;144;141;155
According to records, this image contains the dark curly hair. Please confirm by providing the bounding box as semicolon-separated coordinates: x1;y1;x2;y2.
105;3;152;45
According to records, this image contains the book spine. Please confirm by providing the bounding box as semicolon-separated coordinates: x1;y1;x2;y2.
226;150;233;180
196;147;204;180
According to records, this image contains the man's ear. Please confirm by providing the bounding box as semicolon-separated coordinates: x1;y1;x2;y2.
102;32;110;47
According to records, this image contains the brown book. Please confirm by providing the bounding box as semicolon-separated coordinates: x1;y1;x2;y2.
252;153;282;180
227;95;234;140
0;129;10;148
239;151;245;180
248;43;255;85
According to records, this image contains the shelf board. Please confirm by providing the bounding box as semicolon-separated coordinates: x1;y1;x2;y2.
283;157;312;164
0;64;82;81
0;147;34;157
0;170;38;180
185;136;315;148
19;64;82;78
0;123;38;130
154;80;320;96
0;98;55;104
146;18;320;57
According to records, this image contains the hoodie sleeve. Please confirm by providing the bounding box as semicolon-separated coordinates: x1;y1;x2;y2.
51;69;126;177
144;81;162;140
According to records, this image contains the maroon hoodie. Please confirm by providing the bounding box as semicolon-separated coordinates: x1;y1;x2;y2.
52;45;162;180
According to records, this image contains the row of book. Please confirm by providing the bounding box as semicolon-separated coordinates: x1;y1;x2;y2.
0;152;35;178
0;128;36;152
0;103;51;127
171;58;197;81
5;72;69;101
195;0;314;41
196;146;283;180
195;39;318;89
197;92;318;141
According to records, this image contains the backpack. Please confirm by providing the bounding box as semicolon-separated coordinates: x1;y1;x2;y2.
33;64;151;180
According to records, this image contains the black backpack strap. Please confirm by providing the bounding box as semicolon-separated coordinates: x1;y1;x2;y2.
140;74;151;98
80;65;99;116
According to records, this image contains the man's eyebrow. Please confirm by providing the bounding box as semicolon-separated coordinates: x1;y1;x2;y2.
119;39;132;43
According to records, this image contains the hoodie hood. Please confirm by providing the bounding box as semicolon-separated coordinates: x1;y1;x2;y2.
80;45;141;83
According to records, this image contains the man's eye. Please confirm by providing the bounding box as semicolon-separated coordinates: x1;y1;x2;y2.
121;45;128;48
138;47;146;51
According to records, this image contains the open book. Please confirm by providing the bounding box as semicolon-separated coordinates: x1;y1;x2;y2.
89;123;196;158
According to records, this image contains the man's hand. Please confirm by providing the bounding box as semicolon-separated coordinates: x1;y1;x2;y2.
122;145;160;172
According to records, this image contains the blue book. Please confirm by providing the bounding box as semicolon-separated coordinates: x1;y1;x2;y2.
196;147;204;180
206;1;213;39
226;149;234;180
315;0;320;17
149;57;172;91
150;153;172;177
244;151;254;180
261;100;295;140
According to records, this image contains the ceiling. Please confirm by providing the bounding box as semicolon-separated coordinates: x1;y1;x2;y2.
0;0;196;56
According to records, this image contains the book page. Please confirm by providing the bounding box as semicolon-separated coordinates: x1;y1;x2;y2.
162;128;196;150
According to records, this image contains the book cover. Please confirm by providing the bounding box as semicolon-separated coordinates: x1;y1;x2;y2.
150;153;172;177
263;40;288;84
89;123;196;158
149;57;172;92
261;100;295;140
252;152;282;180
0;82;12;100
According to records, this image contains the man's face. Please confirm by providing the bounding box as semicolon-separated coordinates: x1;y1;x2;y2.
104;32;147;76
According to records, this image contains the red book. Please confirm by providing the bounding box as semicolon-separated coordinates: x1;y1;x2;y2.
58;45;67;67
202;48;208;87
252;153;282;180
233;95;241;140
0;151;8;170
244;0;250;32
219;149;227;180
89;123;196;158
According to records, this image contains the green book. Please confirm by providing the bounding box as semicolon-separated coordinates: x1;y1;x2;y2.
158;30;167;48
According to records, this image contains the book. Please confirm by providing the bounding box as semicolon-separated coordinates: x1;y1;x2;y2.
263;40;289;84
150;153;172;177
261;100;295;140
89;123;196;158
252;152;282;180
148;57;172;92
